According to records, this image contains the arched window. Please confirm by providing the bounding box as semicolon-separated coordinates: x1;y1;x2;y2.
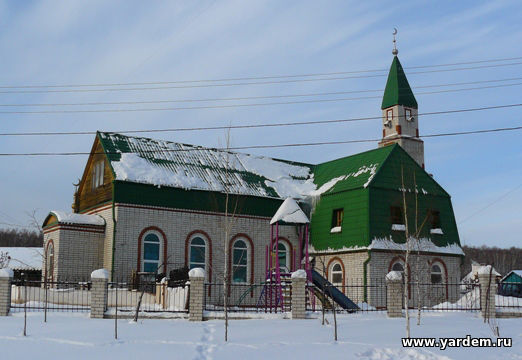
391;261;405;281
142;232;162;273
274;241;289;273
330;263;343;287
232;239;249;283
189;236;207;271
431;264;443;284
46;242;54;280
392;262;404;272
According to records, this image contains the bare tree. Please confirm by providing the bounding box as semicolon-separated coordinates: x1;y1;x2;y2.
401;165;411;338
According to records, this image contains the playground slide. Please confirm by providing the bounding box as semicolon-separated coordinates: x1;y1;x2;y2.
311;269;359;311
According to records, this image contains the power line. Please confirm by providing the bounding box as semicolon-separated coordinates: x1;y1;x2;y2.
1;103;520;137
1;56;521;89
1;82;521;115
0;125;520;156
2;62;522;94
459;181;522;225
1;76;521;108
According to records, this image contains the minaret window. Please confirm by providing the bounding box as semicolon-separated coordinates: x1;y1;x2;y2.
386;109;393;121
405;108;413;122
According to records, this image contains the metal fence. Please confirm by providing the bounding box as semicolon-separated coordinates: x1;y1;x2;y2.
406;282;481;312
496;282;522;314
10;280;91;312
108;280;189;313
204;282;290;313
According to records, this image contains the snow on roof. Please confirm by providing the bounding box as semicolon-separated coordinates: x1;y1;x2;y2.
0;247;43;270
368;238;464;255
501;270;522;282
270;198;309;225
477;265;501;276
386;271;402;281
91;269;109;279
309;238;464;256
100;132;315;199
291;269;307;279
188;267;205;278
49;211;105;226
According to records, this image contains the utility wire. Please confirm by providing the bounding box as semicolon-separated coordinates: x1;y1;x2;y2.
1;103;520;137
0;126;520;156
1;83;521;114
1;56;521;89
1;62;522;94
1;77;521;108
459;181;522;225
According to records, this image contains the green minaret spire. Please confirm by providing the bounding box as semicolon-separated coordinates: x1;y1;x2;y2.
381;56;418;110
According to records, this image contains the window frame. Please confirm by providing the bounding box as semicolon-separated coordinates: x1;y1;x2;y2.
386;109;393;121
46;241;54;280
405;108;413;122
273;241;290;273
390;206;404;225
188;235;208;272
330;262;343;287
91;160;105;190
141;231;163;274
331;208;344;233
431;263;443;284
232;238;250;284
429;210;441;229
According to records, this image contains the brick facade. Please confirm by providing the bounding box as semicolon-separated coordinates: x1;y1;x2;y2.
312;249;461;308
45;202;300;284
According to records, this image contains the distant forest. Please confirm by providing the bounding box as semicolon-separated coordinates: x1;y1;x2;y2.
0;229;520;277
461;245;522;277
0;229;43;247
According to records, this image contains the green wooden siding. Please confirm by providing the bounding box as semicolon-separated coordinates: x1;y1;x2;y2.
310;188;369;250
502;272;522;284
369;188;460;246
113;180;283;218
310;144;461;250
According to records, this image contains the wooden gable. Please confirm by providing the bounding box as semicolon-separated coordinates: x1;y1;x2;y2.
74;135;114;212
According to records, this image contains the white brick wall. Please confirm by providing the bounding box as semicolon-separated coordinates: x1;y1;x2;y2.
311;250;461;308
111;204;300;283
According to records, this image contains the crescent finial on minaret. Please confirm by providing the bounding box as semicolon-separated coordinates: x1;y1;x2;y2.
392;28;398;56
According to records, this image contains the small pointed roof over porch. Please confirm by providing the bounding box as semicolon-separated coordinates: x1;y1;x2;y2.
270;198;309;225
43;210;105;228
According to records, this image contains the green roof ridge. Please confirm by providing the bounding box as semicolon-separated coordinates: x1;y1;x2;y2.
312;145;396;194
381;56;417;110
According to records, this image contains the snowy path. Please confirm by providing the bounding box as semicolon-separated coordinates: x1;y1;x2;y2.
0;312;520;359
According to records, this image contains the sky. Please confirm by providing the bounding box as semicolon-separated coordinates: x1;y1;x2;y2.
0;0;520;248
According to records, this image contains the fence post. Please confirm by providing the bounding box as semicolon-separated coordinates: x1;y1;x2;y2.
90;269;109;319
188;268;205;321
291;270;307;319
386;271;403;318
478;266;496;319
0;269;13;316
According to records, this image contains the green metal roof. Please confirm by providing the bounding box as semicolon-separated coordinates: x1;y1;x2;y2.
312;145;395;195
381;56;418;110
97;132;315;199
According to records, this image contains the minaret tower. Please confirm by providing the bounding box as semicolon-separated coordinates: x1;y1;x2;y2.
378;30;425;168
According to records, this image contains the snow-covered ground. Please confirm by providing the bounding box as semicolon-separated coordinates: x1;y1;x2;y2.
0;312;520;359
